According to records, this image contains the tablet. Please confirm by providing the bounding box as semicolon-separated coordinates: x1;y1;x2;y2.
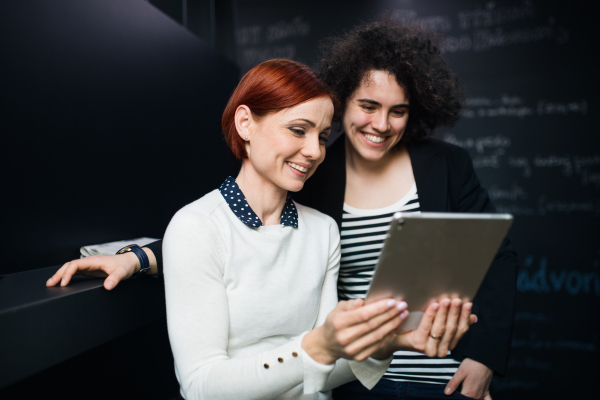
365;212;513;331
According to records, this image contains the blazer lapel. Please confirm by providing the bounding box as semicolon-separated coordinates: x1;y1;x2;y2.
408;140;449;212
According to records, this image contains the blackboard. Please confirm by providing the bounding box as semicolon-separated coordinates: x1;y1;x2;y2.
234;0;599;397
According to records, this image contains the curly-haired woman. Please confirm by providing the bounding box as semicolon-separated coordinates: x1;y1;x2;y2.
49;18;517;400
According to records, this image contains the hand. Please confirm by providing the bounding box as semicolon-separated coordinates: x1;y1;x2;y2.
445;358;493;399
302;298;409;364
45;249;154;290
374;298;476;358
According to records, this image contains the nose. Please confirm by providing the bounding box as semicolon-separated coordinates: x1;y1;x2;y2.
371;111;389;133
301;133;323;161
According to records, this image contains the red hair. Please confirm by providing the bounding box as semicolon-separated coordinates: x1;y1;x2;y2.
222;59;339;159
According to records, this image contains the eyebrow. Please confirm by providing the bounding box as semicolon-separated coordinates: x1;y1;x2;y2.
357;98;410;108
289;118;316;127
289;118;332;131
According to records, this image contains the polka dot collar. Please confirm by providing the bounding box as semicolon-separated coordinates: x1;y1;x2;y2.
218;176;298;228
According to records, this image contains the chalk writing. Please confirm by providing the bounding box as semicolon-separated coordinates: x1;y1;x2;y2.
537;99;588;116
236;25;262;46
507;156;532;177
265;17;311;43
391;9;452;33
493;377;538;390
508;356;551;370
239;45;296;70
518;256;600;295
443;133;511;154
538;195;600;216
514;311;554;324
512;332;596;352
533;155;573;176
457;1;536;30
488;183;528;201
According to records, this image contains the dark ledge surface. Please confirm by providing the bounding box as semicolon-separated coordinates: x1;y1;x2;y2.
0;266;165;389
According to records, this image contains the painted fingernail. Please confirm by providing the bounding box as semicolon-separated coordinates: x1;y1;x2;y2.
400;310;409;319
432;302;439;311
445;387;452;395
396;301;407;310
386;299;396;307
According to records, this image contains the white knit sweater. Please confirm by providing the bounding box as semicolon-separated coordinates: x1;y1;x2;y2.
163;189;391;400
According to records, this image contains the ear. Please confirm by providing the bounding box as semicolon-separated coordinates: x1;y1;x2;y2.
234;105;254;142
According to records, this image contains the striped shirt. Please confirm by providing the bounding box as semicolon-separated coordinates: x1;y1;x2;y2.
338;183;460;384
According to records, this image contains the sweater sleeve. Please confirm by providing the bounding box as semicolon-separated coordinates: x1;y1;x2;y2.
449;149;519;376
308;218;393;393
164;208;365;399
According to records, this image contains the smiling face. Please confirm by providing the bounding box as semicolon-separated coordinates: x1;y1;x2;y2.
343;70;410;163
240;96;334;193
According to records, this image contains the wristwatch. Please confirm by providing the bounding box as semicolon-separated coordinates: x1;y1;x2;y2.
116;244;150;277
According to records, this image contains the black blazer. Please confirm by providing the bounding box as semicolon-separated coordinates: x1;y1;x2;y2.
294;136;518;376
148;135;518;375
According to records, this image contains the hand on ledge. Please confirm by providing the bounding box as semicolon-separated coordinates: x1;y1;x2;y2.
45;248;156;290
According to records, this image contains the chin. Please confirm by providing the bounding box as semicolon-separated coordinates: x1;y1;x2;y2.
286;181;306;193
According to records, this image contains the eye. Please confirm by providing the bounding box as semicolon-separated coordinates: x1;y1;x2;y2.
319;134;329;144
360;105;376;112
391;109;408;117
289;127;305;136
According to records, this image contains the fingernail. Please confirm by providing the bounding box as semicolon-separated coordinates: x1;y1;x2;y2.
386;299;396;307
396;301;407;310
445;387;451;395
105;281;115;290
46;278;52;284
443;299;451;307
432;302;439;311
474;315;478;323
400;310;409;319
61;279;66;286
466;302;473;311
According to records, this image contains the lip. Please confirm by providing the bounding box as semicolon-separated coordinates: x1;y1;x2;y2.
360;131;389;148
286;161;310;177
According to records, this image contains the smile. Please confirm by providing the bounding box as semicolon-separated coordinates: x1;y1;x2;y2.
287;162;309;173
362;133;386;144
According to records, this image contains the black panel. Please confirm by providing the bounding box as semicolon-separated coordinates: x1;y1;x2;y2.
1;0;240;275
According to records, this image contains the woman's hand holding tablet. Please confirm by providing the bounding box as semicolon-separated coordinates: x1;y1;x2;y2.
302;298;409;364
371;297;476;359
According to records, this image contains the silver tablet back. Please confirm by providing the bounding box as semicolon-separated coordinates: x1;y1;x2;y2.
365;212;513;330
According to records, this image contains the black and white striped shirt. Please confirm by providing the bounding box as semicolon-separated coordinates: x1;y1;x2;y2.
338;183;460;384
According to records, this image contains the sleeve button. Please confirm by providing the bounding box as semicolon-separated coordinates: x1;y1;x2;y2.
264;363;269;369
278;357;284;363
292;352;298;357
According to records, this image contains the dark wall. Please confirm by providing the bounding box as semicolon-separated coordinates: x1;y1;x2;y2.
1;0;239;275
233;0;599;398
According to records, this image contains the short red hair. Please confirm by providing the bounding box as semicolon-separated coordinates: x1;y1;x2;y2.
222;59;339;159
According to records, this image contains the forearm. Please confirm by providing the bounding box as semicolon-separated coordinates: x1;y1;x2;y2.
143;240;163;276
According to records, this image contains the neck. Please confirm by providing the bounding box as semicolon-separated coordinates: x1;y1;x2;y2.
345;135;407;177
236;160;287;226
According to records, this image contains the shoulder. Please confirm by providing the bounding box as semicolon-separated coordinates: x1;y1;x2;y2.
165;190;225;237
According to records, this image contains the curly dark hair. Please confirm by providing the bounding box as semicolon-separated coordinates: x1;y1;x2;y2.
319;18;464;143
